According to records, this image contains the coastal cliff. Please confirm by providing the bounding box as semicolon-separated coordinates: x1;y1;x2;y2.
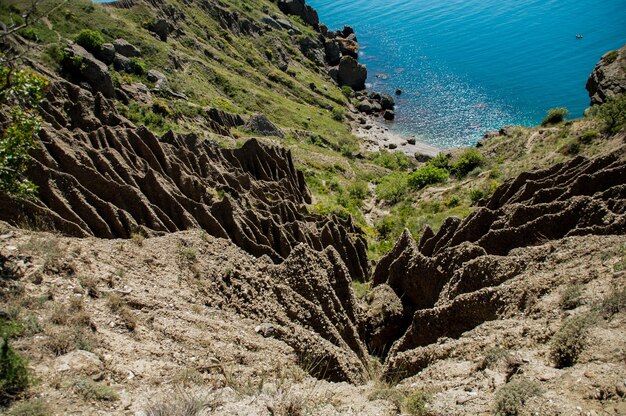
0;0;625;415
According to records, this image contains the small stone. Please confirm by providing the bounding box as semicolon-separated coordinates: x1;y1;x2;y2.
387;143;397;150
255;323;275;338
407;137;416;145
395;89;402;95
54;350;102;375
5;245;17;251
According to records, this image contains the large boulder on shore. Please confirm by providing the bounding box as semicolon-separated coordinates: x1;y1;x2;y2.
278;0;319;27
586;44;626;105
337;56;367;91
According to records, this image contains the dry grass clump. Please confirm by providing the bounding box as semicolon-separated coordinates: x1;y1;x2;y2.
6;399;51;416
494;380;542;416
145;391;209;416
404;390;433;416
559;284;583;310
106;293;139;331
44;327;96;356
596;282;626;317
19;237;64;272
550;314;594;368
73;379;119;401
78;275;100;298
478;346;509;370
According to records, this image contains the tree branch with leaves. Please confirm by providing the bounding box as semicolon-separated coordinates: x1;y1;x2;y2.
0;0;50;198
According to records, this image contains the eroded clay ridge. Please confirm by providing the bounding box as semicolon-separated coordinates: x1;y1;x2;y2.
0;80;368;281
367;148;626;378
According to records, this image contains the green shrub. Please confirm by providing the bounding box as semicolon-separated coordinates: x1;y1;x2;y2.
341;85;354;98
376;172;409;203
604;50;619;63
371;151;411;171
479;346;509;370
129;58;147;75
541;107;568;126
596;282;626;317
75;29;104;52
0;68;48;198
428;153;450;170
348;180;368;200
594;95;626;133
151;100;171;117
550;314;593;368
0;337;30;403
494;380;542;416
368;387;405;409
19;28;39;42
446;195;460;207
74;379;119;401
559;284;583;310
561;140;580;155
407;165;448;190
450;148;484;177
579;129;598;144
376;215;398;239
469;189;485;205
404;390;431;416
331;107;344;121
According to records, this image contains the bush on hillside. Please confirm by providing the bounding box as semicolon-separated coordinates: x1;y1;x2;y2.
129;58;147;75
341;85;354;97
428;153;451;170
594;95;626;134
450;148;484;178
376;172;409;203
550;314;592;368
494;380;542;416
0;67;48;198
407;165;448;190
0;337;30;403
541;107;568;126
371;151;411;171
75;29;104;52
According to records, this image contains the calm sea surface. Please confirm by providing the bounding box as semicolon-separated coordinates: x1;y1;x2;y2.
308;0;626;148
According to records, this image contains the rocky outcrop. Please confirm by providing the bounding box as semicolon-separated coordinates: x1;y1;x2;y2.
369;148;626;378
62;44;115;98
244;113;285;138
337;56;367;91
112;38;141;57
186;237;369;382
586;44;626;105
0;80;369;283
278;0;319;28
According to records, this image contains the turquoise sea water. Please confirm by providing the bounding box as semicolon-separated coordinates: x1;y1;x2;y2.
308;0;626;148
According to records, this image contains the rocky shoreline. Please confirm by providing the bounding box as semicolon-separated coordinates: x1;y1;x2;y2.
350;112;441;158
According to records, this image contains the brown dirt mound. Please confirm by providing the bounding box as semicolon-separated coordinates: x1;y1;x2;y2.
0;80;369;282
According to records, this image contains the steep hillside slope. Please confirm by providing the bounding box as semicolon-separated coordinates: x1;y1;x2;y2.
1;0;626;415
0;77;369;282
